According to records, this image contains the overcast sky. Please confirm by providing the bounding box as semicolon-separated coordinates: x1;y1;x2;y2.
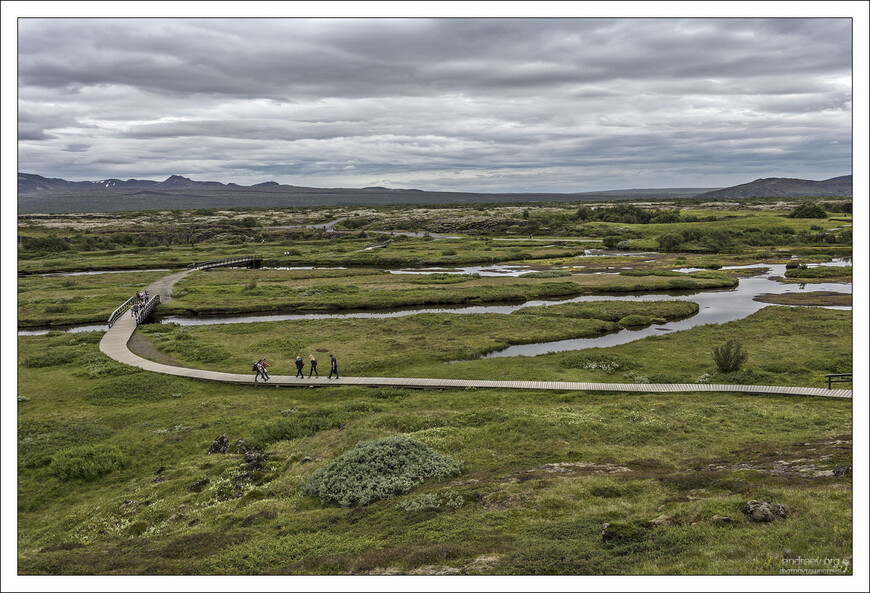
17;17;853;192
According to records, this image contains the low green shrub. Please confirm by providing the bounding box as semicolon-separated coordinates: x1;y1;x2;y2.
248;408;353;448
560;352;641;373
301;436;462;507
618;315;650;327
48;444;128;481
711;340;748;373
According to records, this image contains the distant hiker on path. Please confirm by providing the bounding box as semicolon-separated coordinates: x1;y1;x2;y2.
309;355;318;377
295;356;305;378
261;358;270;381
328;354;339;379
144;290;150;303
131;302;140;318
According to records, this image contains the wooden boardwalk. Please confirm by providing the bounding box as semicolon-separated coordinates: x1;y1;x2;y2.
98;271;853;400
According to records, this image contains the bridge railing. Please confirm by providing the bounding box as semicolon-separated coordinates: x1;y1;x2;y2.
108;296;138;327
187;255;262;270
133;295;161;325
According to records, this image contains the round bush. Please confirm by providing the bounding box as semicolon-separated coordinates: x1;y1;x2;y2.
49;444;128;481
618;314;650;327
301;436;462;507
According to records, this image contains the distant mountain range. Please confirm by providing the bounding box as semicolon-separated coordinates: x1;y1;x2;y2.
694;176;852;200
17;172;850;213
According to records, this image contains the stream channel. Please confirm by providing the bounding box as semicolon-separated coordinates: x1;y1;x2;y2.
19;258;852;359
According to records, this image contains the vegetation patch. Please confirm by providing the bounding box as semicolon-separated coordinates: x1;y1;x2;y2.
48;444;128;481
301;436;463;507
784;266;851;279
409;273;480;284
248;407;355;448
753;291;851;307
86;372;190;406
518;300;698;323
18;419;114;468
519;270;571;278
559;352;641;373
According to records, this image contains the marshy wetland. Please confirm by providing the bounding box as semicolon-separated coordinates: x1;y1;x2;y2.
17;200;853;575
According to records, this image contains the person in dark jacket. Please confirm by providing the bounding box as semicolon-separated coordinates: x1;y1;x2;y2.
295;356;305;378
328;354;339;379
309;354;318;377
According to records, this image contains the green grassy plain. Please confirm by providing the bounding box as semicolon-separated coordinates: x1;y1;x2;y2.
16;201;853;575
17;326;852;575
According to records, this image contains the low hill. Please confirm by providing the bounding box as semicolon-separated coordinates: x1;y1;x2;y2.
693;176;852;199
17;172;716;213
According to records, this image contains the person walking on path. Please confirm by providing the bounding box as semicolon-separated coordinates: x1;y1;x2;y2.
295;356;305;378
254;358;269;382
328;354;339;379
131;302;140;318
308;354;318;377
144;290;150;303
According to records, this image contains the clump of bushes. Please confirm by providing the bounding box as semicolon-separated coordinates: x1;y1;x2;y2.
618;314;650;327
712;340;748;373
788;203;827;219
301;436;463;507
48;444;128;481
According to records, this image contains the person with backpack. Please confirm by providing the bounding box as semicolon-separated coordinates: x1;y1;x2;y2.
261;358;270;381
308;354;318;377
328;354;339;379
295;356;305;378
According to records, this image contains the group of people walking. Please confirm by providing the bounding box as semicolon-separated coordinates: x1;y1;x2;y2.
254;354;338;382
130;290;150;317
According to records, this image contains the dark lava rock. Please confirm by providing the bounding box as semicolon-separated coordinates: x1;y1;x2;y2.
155;466;166;475
206;435;230;455
233;472;254;483
301;456;313;464
242;449;266;470
833;465;851;476
743;500;787;523
188;518;200;527
188;478;210;493
232;439;247;453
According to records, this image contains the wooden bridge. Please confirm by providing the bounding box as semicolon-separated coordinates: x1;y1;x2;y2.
99;265;853;399
107;294;160;327
187;255;262;270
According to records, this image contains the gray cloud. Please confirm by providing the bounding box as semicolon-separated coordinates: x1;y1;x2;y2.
17;17;853;191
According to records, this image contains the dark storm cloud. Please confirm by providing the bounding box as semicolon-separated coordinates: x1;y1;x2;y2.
17;17;852;190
